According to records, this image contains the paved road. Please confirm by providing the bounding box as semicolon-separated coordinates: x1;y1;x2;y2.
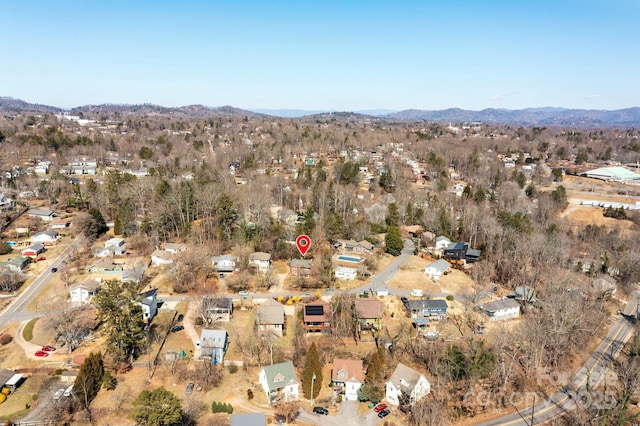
0;237;83;329
477;292;639;425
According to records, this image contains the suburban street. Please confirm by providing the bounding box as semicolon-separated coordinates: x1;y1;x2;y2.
477;292;639;425
0;236;83;329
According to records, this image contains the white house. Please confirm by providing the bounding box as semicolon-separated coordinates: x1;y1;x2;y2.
259;361;299;405
434;236;451;251
199;329;229;364
385;363;431;407
21;243;45;258
334;266;357;281
104;238;126;255
27;207;55;223
477;298;521;321
150;249;175;266
249;252;272;272
212;254;237;275
31;230;60;245
423;259;451;281
164;243;186;254
136;289;158;322
332;358;364;401
70;280;100;304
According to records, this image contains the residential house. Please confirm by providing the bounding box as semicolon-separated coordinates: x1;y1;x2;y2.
85;258;124;274
164;243;186;254
202;296;234;323
70;280;100;304
258;361;299;405
212;254;237;276
0;193;14;210
136;288;158;322
105;238;127;255
444;242;481;263
31;230;60;245
332;358;364;401
477;299;521;321
303;299;332;333
353;299;384;332
49;218;71;230
0;257;29;273
248;252;272;273
335;266;357;281
60;371;78;385
21;243;45;258
199;329;229;364
289;259;312;278
27;207;55;222
385;363;431;408
122;266;146;285
423;259;451;280
404;299;448;320
434;236;451;251
256;299;286;337
336;239;373;254
150;249;175;266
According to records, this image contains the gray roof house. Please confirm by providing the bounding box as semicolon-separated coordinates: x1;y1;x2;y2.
256;299;286;337
136;288;158;322
258;361;299;405
477;298;521;321
199;329;229;364
385;363;431;408
212;254;237;274
423;259;451;280
404;299;448;320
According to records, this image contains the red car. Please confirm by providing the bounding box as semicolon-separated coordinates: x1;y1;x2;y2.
42;346;56;352
34;351;49;357
36;257;46;261
374;403;388;413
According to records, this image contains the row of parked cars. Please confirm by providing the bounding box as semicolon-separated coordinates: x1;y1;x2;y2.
53;385;73;400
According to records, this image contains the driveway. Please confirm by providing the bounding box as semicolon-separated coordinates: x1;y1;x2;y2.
298;401;381;426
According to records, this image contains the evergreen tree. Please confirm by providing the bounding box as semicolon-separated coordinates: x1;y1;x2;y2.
74;352;105;413
301;342;322;399
131;388;182;426
379;170;395;193
94;280;146;364
384;226;404;256
474;186;486;204
385;202;400;227
88;207;109;236
525;183;537;198
296;205;316;237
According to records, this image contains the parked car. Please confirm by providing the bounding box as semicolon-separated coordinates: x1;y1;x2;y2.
171;325;184;333
36;257;46;261
42;346;56;352
177;314;184;322
185;383;194;395
53;388;65;400
50;267;58;273
63;385;73;397
410;289;423;297
374;403;388;412
313;406;329;415
34;351;49;357
378;408;390;418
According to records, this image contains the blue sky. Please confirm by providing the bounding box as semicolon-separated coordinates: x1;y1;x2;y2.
1;0;638;111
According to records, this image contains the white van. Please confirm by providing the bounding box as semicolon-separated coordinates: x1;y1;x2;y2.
410;289;424;297
63;385;73;397
376;289;390;297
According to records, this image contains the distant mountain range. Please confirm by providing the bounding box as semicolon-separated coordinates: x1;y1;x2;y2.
2;97;639;127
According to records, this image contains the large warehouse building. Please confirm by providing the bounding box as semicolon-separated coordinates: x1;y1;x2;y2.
578;166;640;182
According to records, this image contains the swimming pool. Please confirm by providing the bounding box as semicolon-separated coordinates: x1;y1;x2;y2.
337;255;362;263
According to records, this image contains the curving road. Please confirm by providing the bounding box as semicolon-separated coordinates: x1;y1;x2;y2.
477;292;639;425
0;236;83;329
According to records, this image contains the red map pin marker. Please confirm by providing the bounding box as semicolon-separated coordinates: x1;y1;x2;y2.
296;235;311;256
